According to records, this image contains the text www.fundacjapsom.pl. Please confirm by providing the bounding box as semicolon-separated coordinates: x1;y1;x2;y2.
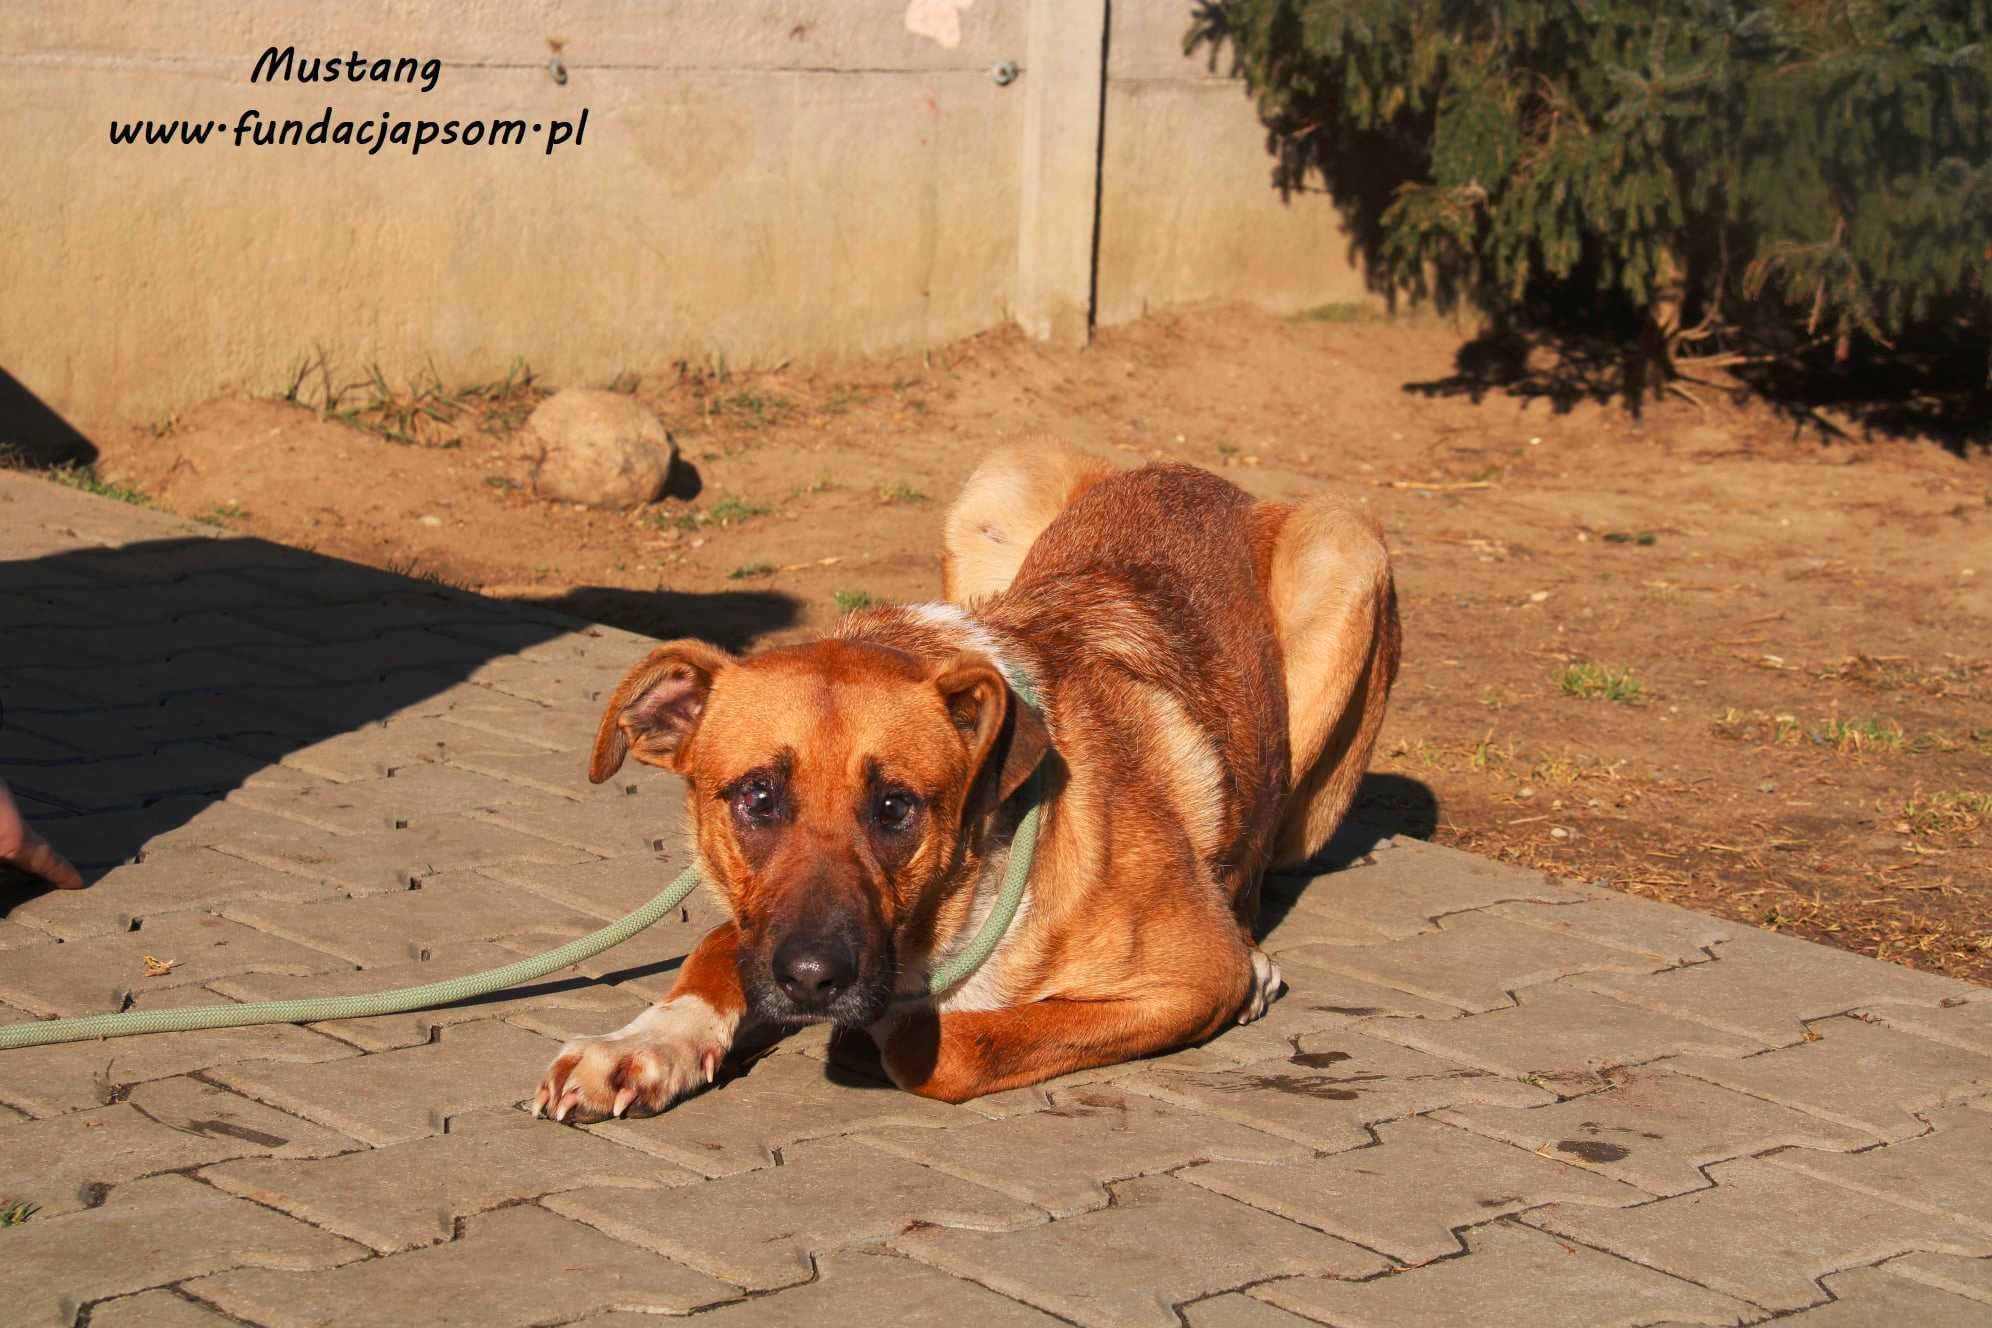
109;107;589;156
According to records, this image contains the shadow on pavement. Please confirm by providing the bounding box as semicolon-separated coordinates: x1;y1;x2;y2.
0;533;800;906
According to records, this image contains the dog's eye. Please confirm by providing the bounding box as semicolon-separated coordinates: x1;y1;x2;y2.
732;778;779;824
875;789;921;832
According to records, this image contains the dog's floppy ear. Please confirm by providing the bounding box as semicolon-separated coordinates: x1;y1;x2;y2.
931;654;1051;817
589;640;735;782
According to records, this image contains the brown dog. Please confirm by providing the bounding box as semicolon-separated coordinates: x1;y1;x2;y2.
533;445;1398;1119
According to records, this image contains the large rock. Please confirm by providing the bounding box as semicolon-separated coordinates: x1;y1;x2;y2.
528;389;675;508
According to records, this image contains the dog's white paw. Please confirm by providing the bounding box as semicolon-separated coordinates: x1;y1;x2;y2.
532;996;736;1123
1238;948;1286;1025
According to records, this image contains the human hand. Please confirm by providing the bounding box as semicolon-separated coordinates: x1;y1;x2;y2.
0;779;84;890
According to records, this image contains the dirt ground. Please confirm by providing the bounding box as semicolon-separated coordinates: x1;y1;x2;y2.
90;304;1992;983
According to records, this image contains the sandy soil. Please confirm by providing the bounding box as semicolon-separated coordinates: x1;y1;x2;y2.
95;304;1992;983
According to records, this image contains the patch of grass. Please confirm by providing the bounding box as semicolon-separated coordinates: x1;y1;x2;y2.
833;589;876;613
300;356;544;448
1901;790;1991;837
878;482;929;506
0;1198;37;1227
483;475;518;493
728;562;775;581
1561;663;1644;705
1812;714;1907;753
192;504;249;528
1293;301;1375;323
43;463;150;507
655;495;772;533
709;495;771;525
1468;734;1515;774
706;389;789;427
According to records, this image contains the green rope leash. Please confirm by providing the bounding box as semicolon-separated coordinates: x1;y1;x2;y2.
0;666;1045;1051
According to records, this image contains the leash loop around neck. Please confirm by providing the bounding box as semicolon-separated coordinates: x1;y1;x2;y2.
921;657;1045;996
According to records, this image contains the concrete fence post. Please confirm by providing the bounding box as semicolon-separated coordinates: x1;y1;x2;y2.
1013;0;1108;346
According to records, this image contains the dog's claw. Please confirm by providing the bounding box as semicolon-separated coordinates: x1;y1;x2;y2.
613;1085;638;1118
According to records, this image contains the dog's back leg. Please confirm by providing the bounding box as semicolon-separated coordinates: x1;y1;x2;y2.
1265;498;1401;870
942;442;1112;602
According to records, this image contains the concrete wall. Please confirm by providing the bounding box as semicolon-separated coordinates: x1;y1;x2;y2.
0;1;1363;432
1095;4;1368;327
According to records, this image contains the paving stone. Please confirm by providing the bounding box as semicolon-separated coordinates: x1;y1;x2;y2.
468;794;673;858
1574;928;1977;1046
214;813;592;893
579;1049;963;1177
1853;994;1992;1056
211;940;647;1051
275;713;516;782
1293;910;1671;1014
1769;1264;1992;1325
219;871;605;967
437;698;591;752
8;745;257;813
0;988;360;1117
898;1174;1387;1328
1179;1294;1323;1328
1438;1065;1874;1195
204;1106;693;1252
1665;1015;1992;1142
1157;949;1463;1070
547;1136;1042;1291
1768;1106;1992;1236
0;1077;353;1216
0;918;50;950
1367;984;1761;1093
464;647;630;709
864;1082;1304;1216
1253;1219;1752;1327
479;852;713;924
1489;891;1750;966
490;901;732;1006
11;1173;365;1328
125;797;330;855
207;1018;559;1146
1119;1033;1552;1153
229;762;534;833
1260;841;1583;950
1527;1156;1992;1312
6;846;342;940
1885;1251;1992;1305
0;912;350;1017
572;1248;1068;1328
1184;1115;1645;1264
87;1289;244;1328
188;1202;735;1326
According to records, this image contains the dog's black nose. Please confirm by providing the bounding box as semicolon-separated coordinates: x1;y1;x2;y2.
773;936;857;1010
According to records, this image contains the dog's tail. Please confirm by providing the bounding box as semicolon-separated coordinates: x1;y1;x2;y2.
942;441;1115;603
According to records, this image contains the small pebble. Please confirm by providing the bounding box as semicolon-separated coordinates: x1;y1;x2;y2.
1550;827;1570;840
1758;780;1777;794
1517;786;1537;800
418;514;442;528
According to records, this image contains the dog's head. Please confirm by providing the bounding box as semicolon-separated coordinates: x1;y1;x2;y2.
588;637;1049;1027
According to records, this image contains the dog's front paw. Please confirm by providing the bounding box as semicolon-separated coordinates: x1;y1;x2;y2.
1238;948;1286;1025
532;997;734;1123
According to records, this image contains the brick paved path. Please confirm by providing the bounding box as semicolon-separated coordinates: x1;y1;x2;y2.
3;471;1990;1326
